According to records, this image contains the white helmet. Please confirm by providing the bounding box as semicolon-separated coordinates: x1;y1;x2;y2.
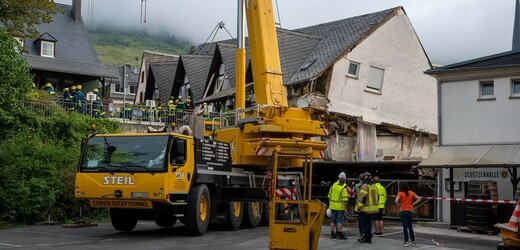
338;172;346;179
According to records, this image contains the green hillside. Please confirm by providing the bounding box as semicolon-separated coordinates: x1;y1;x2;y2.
91;28;192;65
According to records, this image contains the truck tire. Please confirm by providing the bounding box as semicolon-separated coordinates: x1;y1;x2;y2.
110;208;138;232
153;203;177;228
259;202;270;225
186;184;211;235
154;213;177;228
242;202;262;227
225;201;243;230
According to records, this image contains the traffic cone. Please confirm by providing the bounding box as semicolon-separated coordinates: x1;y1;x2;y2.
496;200;519;232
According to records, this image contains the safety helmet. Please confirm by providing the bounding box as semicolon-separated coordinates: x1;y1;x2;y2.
63;88;69;92
77;85;82;90
178;95;182;99
338;172;346;179
362;172;372;180
88;91;93;95
170;96;174;99
70;86;77;90
203;102;207;105
45;83;52;87
93;88;98;93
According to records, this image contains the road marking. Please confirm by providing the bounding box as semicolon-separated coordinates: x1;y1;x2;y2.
379;231;400;236
431;238;446;247
0;243;22;247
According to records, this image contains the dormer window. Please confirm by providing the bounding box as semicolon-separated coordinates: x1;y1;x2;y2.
41;41;55;57
34;32;57;58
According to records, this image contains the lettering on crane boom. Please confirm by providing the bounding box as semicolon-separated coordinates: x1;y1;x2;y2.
195;138;231;172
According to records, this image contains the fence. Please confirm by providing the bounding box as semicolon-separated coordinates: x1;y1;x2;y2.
24;99;224;127
24;100;295;131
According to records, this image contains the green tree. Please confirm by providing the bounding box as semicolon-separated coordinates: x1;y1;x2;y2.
0;27;32;137
0;0;60;38
0;27;120;227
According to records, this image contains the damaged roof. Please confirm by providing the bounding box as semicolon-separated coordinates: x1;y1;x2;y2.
184;7;402;103
290;7;399;84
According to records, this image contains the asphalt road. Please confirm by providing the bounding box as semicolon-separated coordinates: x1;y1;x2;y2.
0;220;502;249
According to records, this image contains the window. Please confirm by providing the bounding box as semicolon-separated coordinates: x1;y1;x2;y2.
129;85;136;94
180;83;192;99
347;61;360;78
114;83;123;93
511;79;520;97
480;81;494;98
366;66;385;92
41;41;54;57
170;138;186;166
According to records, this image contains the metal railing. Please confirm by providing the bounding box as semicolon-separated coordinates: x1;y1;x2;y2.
24;99;226;126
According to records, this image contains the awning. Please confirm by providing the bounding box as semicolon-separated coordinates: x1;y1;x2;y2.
418;144;520;168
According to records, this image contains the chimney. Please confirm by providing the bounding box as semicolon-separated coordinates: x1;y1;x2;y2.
72;0;82;22
513;0;520;50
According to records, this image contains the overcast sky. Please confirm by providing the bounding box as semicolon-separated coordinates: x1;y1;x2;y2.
56;0;518;65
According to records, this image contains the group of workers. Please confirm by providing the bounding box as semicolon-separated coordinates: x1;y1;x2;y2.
328;172;421;246
164;95;193;124
37;82;103;117
36;83;212;122
62;85;102;117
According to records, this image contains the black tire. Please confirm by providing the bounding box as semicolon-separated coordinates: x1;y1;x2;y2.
225;201;243;230
186;184;211;235
154;211;177;228
242;202;263;227
259;202;270;226
110;208;138;232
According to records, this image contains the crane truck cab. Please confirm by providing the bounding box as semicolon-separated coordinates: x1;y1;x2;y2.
75;131;269;235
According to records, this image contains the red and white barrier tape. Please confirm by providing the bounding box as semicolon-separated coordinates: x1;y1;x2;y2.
387;194;517;204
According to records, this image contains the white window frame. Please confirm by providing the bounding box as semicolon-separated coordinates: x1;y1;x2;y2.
365;66;385;94
41;41;54;57
479;80;495;100
347;61;360;78
128;85;137;95
113;82;124;94
511;79;520;98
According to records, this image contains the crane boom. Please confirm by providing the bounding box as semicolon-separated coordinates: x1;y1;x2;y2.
244;0;288;107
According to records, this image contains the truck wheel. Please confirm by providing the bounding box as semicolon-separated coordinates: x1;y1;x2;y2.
259;202;270;225
225;201;243;230
110;208;138;232
242;202;262;227
186;184;211;235
154;213;177;228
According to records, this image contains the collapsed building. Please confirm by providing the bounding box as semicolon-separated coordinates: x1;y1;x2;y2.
139;7;438;173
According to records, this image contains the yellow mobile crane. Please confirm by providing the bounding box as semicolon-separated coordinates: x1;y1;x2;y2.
75;0;326;248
